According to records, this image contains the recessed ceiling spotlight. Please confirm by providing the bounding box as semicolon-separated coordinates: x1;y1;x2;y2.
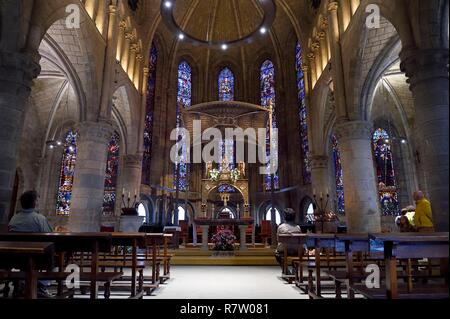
260;27;267;34
56;141;62;146
164;1;172;8
221;44;228;50
178;33;185;40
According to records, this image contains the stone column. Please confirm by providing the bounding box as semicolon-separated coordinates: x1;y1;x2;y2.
335;121;381;233
127;44;138;79
0;52;40;230
310;155;330;197
238;225;248;251
400;48;449;231
67;121;114;232
117;153;143;214
327;1;348;120
99;4;119;118
116;21;127;61
200;225;209;251
307;53;317;86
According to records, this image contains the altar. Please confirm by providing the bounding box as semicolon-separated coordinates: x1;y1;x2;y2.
195;218;254;251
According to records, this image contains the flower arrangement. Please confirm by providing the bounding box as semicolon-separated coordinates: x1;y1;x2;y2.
230;168;241;183
211;229;236;251
209;169;220;182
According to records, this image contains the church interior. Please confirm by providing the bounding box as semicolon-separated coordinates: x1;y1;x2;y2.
0;0;449;301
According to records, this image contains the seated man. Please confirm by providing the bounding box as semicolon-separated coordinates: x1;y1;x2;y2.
8;191;53;298
275;208;302;274
9;191;53;233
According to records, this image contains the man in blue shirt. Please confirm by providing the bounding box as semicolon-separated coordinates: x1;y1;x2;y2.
8;191;53;298
9;191;53;233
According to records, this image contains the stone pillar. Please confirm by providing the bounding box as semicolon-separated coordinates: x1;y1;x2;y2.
116;21;127;61
200;225;209;251
67;121;114;232
400;48;449;231
0;52;40;230
238;225;248;251
127;44;138;78
99;4;119;118
307;53;317;86
335;121;381;233
310;155;330;196
327;1;348;120
117;153;143;215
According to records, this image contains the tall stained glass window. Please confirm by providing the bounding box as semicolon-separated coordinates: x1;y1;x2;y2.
218;67;235;101
174;61;192;191
142;43;158;185
260;60;279;191
372;128;399;216
56;131;78;216
331;134;345;214
103;132;120;216
296;43;312;184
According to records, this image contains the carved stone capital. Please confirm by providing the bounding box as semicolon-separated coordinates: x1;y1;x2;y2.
327;1;339;12
310;155;329;169
307;52;316;60
400;48;449;89
75;120;115;145
125;33;135;41
311;42;320;51
334;121;372;141
119;21;127;30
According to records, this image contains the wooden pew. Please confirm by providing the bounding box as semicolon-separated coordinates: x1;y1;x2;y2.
355;232;450;299
277;234;307;283
331;234;371;298
0;233;119;299
305;234;337;298
0;241;54;299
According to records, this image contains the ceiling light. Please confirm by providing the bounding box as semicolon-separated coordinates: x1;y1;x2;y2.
178;33;185;40
164;1;172;8
221;44;228;50
260;27;267;34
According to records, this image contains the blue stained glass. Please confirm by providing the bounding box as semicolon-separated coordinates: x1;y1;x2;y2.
56;131;78;216
373;128;400;216
103;132;120;216
331;134;345;214
142;43;158;185
260;60;279;191
218;67;235;101
296;42;312;185
174;61;192;191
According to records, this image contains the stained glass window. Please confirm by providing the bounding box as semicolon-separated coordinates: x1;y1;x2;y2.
296;43;312;185
372;128;400;216
260;60;279;191
174;61;192;191
331;134;345;214
218;67;235;101
103;132;120;216
56;131;78;216
142;43;157;185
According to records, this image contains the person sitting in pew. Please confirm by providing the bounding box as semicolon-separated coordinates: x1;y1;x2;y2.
275;208;302;275
8;191;53;298
8;191;53;233
413;191;435;233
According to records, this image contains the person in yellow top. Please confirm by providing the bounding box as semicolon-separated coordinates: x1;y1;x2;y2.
413;191;435;232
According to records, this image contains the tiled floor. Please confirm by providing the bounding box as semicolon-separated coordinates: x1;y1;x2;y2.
149;266;308;299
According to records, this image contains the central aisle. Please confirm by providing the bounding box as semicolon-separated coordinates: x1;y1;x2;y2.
150;266;307;299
